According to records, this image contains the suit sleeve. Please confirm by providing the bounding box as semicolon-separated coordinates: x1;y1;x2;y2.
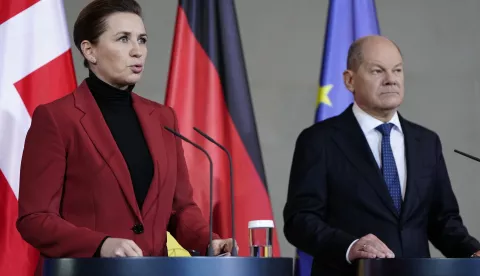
283;127;357;264
16;105;108;258
167;107;220;255
427;134;480;257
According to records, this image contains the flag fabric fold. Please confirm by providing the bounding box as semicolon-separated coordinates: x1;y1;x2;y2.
295;0;380;275
165;0;280;257
0;0;77;274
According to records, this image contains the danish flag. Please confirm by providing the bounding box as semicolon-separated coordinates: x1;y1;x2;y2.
0;0;77;274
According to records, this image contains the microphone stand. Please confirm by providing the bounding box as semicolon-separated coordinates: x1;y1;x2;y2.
164;126;215;256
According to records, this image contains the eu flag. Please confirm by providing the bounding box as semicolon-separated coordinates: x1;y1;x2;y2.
315;0;380;121
295;0;380;275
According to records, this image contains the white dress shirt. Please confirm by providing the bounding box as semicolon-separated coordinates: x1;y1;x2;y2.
345;102;407;263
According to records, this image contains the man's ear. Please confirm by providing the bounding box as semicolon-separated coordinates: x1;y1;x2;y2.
343;69;355;93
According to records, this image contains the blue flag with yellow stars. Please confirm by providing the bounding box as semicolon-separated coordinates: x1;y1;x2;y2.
296;0;380;275
315;0;380;121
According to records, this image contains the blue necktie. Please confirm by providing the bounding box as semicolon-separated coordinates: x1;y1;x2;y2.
376;123;402;213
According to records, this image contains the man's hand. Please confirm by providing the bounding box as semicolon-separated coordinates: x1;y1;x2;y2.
471;250;480;258
100;238;143;257
348;234;394;262
210;238;239;256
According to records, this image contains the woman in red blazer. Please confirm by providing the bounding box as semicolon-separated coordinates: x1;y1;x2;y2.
16;0;236;274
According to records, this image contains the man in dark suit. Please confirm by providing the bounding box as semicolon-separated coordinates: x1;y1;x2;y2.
283;35;480;276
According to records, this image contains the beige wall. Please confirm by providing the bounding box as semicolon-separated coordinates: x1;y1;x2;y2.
64;0;480;259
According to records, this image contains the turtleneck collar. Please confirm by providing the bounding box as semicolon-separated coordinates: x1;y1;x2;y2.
86;70;135;106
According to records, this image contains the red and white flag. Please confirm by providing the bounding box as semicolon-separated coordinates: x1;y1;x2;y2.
0;0;77;274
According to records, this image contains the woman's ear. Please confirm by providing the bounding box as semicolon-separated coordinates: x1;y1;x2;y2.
81;40;96;64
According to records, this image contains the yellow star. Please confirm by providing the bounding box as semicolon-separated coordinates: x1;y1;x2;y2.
316;84;333;106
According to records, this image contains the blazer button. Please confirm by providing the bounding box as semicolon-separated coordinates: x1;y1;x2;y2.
132;224;144;234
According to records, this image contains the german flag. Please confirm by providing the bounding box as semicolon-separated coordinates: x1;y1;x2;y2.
165;0;280;256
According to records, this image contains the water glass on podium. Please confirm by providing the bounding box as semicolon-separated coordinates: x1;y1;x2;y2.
248;220;274;257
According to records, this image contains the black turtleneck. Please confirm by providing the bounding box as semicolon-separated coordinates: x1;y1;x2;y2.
86;71;154;210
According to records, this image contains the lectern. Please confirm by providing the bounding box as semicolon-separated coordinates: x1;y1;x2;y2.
43;257;293;276
357;258;480;276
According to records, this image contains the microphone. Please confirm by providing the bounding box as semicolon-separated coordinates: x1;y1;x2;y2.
193;127;237;256
163;126;214;257
454;149;480;163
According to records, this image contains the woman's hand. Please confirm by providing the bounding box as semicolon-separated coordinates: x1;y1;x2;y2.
100;238;143;257
210;238;239;256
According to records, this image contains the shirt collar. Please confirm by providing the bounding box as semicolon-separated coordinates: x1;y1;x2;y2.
352;102;403;134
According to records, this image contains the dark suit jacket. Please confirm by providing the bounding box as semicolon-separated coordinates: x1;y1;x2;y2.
283;105;480;276
17;81;219;276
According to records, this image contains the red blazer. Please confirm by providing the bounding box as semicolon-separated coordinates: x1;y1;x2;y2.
17;81;219;275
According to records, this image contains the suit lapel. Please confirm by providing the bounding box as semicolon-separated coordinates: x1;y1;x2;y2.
74;81;142;220
399;117;421;223
131;93;167;217
332;106;400;218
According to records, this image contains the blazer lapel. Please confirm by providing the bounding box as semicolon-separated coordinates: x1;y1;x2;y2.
399;117;421;223
131;93;168;218
73;81;142;220
332;106;400;218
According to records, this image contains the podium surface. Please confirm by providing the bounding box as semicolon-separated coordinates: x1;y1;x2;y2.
43;257;293;276
358;258;480;276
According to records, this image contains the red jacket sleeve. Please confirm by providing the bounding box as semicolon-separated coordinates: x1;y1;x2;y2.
167;107;220;255
16;105;107;257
